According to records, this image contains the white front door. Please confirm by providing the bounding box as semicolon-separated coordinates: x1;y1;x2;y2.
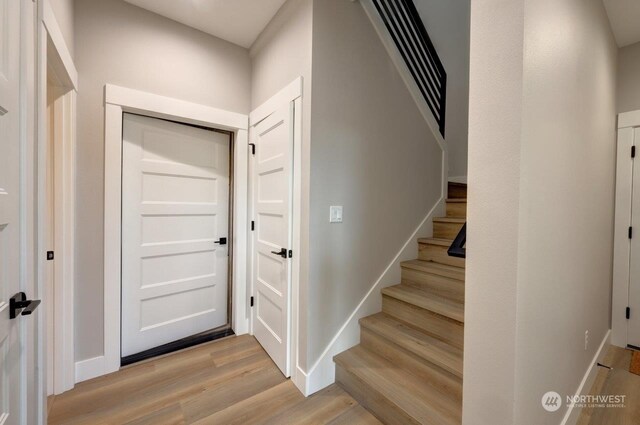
121;114;230;357
251;103;294;377
0;0;27;422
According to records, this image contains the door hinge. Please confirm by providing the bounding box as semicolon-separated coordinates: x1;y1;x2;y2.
630;226;634;239
633;146;636;158
251;220;255;231
250;296;254;307
627;307;631;319
288;250;293;258
249;143;256;155
46;251;54;261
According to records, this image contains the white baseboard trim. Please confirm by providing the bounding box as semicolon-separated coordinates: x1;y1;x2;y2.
448;175;468;184
292;365;309;396
560;329;611;425
301;198;445;396
75;355;106;384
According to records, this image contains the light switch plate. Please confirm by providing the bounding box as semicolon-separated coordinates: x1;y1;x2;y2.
330;206;343;223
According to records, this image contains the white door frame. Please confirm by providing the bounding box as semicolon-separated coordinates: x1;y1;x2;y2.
102;84;250;378
249;77;304;394
612;110;640;347
37;0;78;396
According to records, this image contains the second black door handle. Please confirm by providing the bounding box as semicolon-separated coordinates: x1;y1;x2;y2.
270;248;287;258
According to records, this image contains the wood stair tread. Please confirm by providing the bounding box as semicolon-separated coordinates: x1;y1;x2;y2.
401;259;465;281
418;237;453;246
433;217;466;224
335;345;461;425
445;198;467;203
360;313;463;378
382;284;464;323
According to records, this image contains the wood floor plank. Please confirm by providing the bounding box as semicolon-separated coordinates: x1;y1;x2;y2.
262;385;357;425
585;368;640;425
577;345;640;425
49;336;374;425
123;404;185;425
49;347;272;424
181;365;285;423
326;404;383;425
192;381;304;425
104;352;274;425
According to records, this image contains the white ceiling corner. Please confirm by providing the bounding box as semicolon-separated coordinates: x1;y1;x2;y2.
123;0;288;48
603;0;640;48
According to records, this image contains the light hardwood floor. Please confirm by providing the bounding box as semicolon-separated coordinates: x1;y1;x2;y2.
48;335;382;425
577;345;640;425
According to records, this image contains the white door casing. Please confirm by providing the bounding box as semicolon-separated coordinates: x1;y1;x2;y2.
39;0;78;395
251;103;295;377
103;85;249;380
121;114;230;357
613;111;640;348
627;127;640;347
0;0;26;422
45;97;55;396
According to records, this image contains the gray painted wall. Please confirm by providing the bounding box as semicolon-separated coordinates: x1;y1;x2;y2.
464;0;617;423
515;0;616;422
463;0;524;421
414;0;470;179
617;41;640;113
306;0;443;371
74;0;251;361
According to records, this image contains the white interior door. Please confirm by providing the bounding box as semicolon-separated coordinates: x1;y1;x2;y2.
251;103;294;377
0;0;27;422
628;128;640;347
122;114;230;357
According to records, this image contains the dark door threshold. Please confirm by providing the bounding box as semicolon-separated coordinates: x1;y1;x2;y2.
121;326;235;367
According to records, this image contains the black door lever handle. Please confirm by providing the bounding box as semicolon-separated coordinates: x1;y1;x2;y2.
214;237;227;246
10;292;41;319
270;248;287;258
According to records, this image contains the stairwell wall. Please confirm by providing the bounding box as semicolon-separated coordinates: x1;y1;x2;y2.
306;0;443;376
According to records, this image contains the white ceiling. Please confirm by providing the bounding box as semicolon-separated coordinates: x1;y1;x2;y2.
123;0;288;48
603;0;640;47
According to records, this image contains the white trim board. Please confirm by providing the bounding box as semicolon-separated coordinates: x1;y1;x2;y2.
448;176;468;184
249;78;302;126
560;330;611;425
42;0;77;90
105;85;247;131
100;84;250;381
611;109;640;348
300;196;446;395
75;356;106;384
38;0;78;396
618;110;640;129
248;77;305;395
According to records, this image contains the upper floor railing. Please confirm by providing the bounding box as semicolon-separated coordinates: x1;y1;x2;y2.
371;0;447;137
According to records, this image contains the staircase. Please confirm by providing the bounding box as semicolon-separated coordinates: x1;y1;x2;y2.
334;183;466;425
